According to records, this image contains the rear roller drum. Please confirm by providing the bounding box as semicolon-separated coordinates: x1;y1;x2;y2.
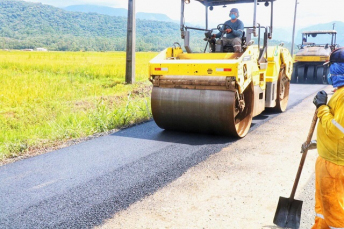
232;82;254;137
274;68;290;112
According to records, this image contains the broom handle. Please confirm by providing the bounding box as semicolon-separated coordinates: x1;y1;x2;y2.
290;109;318;199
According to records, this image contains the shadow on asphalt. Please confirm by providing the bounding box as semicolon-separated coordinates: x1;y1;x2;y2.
261;225;281;229
112;121;237;146
253;114;270;121
112;108;284;146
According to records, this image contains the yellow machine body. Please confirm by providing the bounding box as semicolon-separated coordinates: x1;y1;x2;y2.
150;45;292;92
149;44;293;137
294;55;329;62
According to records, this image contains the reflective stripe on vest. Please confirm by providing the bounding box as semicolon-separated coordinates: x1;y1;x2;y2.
316;213;344;229
332;119;344;134
316;213;324;219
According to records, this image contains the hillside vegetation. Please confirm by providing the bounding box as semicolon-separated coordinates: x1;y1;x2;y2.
0;0;189;51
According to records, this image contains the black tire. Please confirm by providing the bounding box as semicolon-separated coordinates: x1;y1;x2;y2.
316;67;324;84
297;66;305;83
324;67;330;84
305;66;315;84
291;67;297;83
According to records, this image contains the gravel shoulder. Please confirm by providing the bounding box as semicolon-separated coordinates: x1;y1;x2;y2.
97;86;333;229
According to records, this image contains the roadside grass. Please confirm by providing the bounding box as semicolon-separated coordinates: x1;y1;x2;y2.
0;51;157;161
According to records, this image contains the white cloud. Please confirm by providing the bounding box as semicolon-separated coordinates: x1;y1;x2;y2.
296;0;344;28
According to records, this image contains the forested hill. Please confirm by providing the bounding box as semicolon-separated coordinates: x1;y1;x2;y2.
0;0;186;51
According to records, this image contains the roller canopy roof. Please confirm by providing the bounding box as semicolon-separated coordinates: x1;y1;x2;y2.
196;0;276;6
302;30;337;34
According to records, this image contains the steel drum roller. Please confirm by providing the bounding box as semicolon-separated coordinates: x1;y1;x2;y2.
151;83;253;137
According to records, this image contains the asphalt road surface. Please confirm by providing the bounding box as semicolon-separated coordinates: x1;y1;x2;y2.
0;84;327;229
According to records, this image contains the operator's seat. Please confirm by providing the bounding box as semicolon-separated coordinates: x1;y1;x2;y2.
223;44;235;53
222;31;246;53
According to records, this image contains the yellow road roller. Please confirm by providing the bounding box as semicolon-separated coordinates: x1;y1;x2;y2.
148;0;293;137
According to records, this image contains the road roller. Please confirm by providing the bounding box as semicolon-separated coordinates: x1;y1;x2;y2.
291;30;338;84
148;0;293;137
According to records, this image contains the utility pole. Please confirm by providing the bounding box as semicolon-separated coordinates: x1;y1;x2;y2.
125;0;136;84
291;0;298;57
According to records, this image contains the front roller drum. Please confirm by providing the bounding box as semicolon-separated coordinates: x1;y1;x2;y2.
151;83;254;138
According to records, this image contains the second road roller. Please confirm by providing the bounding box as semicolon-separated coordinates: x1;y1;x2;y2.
291;30;338;84
149;0;293;138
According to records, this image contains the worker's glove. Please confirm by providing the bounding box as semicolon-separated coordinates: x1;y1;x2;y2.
301;140;317;153
211;34;216;38
313;90;327;108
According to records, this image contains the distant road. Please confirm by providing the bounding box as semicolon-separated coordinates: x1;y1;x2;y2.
0;84;326;228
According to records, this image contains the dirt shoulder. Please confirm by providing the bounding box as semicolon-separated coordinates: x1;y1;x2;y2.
97;86;333;229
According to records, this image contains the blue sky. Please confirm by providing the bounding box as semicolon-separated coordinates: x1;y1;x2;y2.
23;0;343;30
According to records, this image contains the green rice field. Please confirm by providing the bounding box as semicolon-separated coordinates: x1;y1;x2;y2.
0;50;157;161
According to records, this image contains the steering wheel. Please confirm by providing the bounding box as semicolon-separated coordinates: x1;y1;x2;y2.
217;24;232;33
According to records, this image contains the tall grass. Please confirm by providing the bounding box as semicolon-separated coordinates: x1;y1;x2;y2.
0;51;157;160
